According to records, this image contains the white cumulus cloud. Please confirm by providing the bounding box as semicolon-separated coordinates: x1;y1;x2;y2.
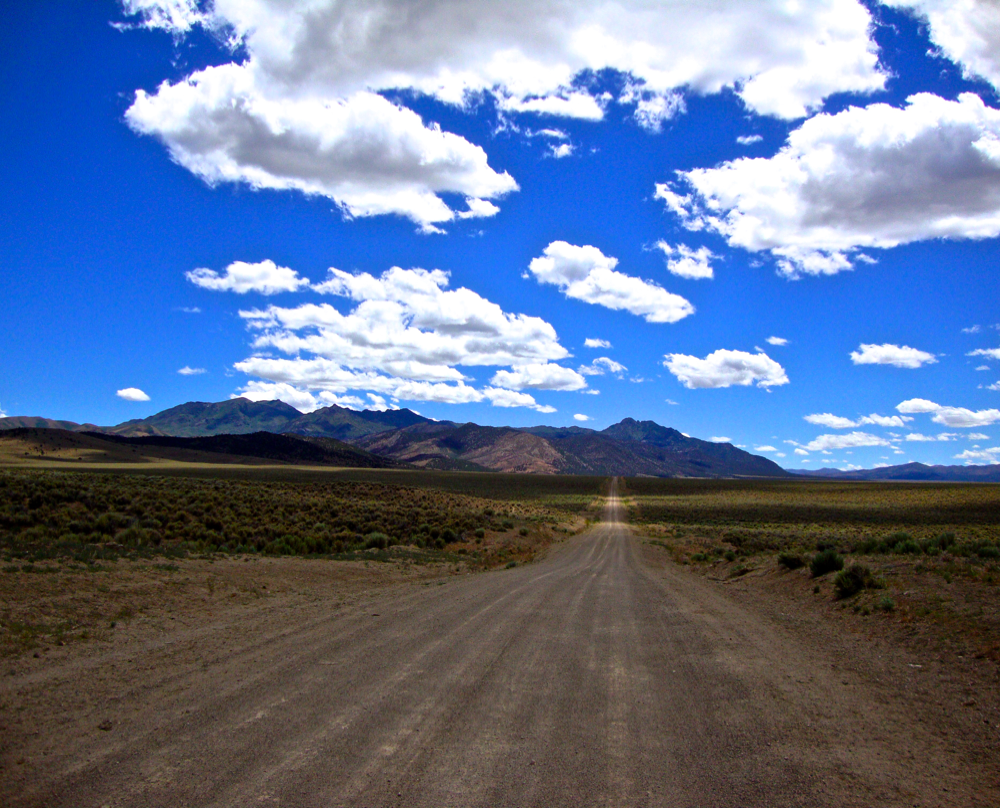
231;264;578;411
584;338;611;349
954;446;1000;465
803;432;890;451
121;1;886;227
658;93;1000;277
117;387;150;402
897;397;1000;427
482;387;556;413
805;413;858;429
708;436;731;443
887;1;1000;92
177;366;206;375
528;241;693;323
850;343;937;368
236;381;361;413
574;413;592;422
186;260;310;295
578;357;626;377
663;349;788;389
654;242;715;280
129;79;516;233
766;336;788;346
489;363;587;391
969;347;1000;360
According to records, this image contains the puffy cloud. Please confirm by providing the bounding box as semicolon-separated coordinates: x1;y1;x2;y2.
482;387;556;413
967;432;990;440
235;356;486;405
737;134;763;145
177;366;206;375
584;338;611;349
129;78;516;232
766;336;788;346
969;347;1000;360
288;265;570;372
850;343;937;368
629;91;686;133
236;381;362;412
574;414;592;422
987;381;1000;391
954;446;1000;465
548;143;575;159
119;0;202;32
963;325;982;334
803;432;890;451
489;363;587;391
528;241;693;323
232;264;577;411
125;0;884;118
754;445;777;452
578;357;626;377
805;413;858;429
905;432;954;442
121;1;886;226
887;1;1000;92
805;411;913;429
897;398;1000;427
658;93;1000;276
653;242;715;280
860;413;912;427
117;387;150;402
708;436;731;443
186;260;310;295
663;349;788;389
794;448;810;456
896;398;942;414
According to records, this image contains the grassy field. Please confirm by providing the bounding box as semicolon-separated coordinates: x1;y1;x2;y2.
623;477;1000;549
0;467;605;567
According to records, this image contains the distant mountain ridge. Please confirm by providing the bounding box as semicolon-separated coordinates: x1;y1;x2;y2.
0;399;432;442
789;462;1000;482
357;416;788;477
0;399;790;478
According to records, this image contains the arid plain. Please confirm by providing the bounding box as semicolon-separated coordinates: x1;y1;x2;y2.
2;457;999;807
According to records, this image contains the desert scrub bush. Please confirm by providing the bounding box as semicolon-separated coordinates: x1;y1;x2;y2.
0;469;573;562
833;564;882;599
810;549;844;578
777;552;805;570
364;532;389;550
875;595;895;612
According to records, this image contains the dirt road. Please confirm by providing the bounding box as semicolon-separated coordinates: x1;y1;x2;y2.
6;487;998;807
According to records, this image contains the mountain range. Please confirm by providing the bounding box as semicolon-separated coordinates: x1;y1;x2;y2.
788;463;1000;483
0;398;790;478
6;399;997;479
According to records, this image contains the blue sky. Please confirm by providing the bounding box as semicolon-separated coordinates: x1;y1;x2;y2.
3;0;1000;468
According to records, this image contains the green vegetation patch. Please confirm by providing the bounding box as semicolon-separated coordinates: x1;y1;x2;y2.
0;469;583;565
